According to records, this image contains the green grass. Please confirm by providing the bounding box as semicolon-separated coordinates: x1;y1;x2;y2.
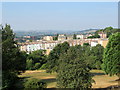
18;70;57;88
16;70;118;89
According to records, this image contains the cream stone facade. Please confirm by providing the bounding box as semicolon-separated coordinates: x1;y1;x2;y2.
19;37;108;55
43;36;53;41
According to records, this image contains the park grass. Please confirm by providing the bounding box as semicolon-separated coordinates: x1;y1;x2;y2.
18;70;57;88
90;70;118;88
18;69;119;89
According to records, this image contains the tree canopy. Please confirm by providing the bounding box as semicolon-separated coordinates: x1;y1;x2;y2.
91;44;104;69
47;42;70;72
96;27;120;38
102;32;120;84
26;50;47;70
57;45;93;89
87;34;100;38
1;24;27;89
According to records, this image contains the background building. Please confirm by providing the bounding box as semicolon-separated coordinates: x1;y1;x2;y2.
98;32;107;38
43;36;53;41
76;34;84;39
98;39;108;48
58;34;66;41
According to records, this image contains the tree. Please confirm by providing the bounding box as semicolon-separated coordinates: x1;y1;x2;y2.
47;42;70;72
102;32;120;85
34;63;41;69
94;34;100;38
87;34;100;38
73;34;77;39
57;45;93;89
1;24;26;89
26;59;34;70
24;78;47;89
91;44;104;69
82;45;96;69
27;50;47;70
53;34;59;40
104;27;113;37
83;43;90;46
96;27;120;38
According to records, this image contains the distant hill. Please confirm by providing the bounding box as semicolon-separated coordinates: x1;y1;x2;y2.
73;29;100;34
14;29;100;37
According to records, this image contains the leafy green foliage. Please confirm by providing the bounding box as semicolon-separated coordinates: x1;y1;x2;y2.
1;24;27;89
102;32;120;77
27;50;47;70
83;43;90;46
96;27;120;38
87;34;100;38
24;78;47;89
40;64;48;70
53;34;58;40
2;72;18;89
91;44;104;69
2;24;26;72
82;45;96;69
28;50;46;64
34;63;41;69
47;42;70;72
80;44;104;70
57;45;93;89
26;59;34;70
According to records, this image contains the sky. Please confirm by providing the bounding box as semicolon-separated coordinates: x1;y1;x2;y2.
2;2;118;31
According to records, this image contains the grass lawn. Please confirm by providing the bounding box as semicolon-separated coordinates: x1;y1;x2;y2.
18;70;119;89
90;70;118;88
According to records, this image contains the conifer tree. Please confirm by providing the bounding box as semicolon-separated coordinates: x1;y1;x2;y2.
1;24;26;89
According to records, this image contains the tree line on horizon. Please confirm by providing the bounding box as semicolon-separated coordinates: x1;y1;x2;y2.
1;24;120;89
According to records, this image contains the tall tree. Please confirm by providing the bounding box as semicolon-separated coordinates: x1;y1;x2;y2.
102;32;120;85
82;45;96;69
57;45;93;89
91;44;104;69
47;42;70;72
1;24;26;89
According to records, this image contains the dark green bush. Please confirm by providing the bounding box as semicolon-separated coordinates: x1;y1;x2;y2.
2;71;18;89
24;78;47;89
34;63;41;69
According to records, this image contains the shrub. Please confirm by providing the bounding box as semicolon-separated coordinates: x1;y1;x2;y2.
2;71;18;89
40;64;47;69
34;63;41;69
26;59;34;70
24;78;47;89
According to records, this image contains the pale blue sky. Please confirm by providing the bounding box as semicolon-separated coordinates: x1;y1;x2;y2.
2;2;118;31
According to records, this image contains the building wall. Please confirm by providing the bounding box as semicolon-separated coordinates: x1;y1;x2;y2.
20;38;108;55
43;36;53;41
76;35;84;39
58;34;66;41
98;32;107;38
98;39;108;48
91;42;98;47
